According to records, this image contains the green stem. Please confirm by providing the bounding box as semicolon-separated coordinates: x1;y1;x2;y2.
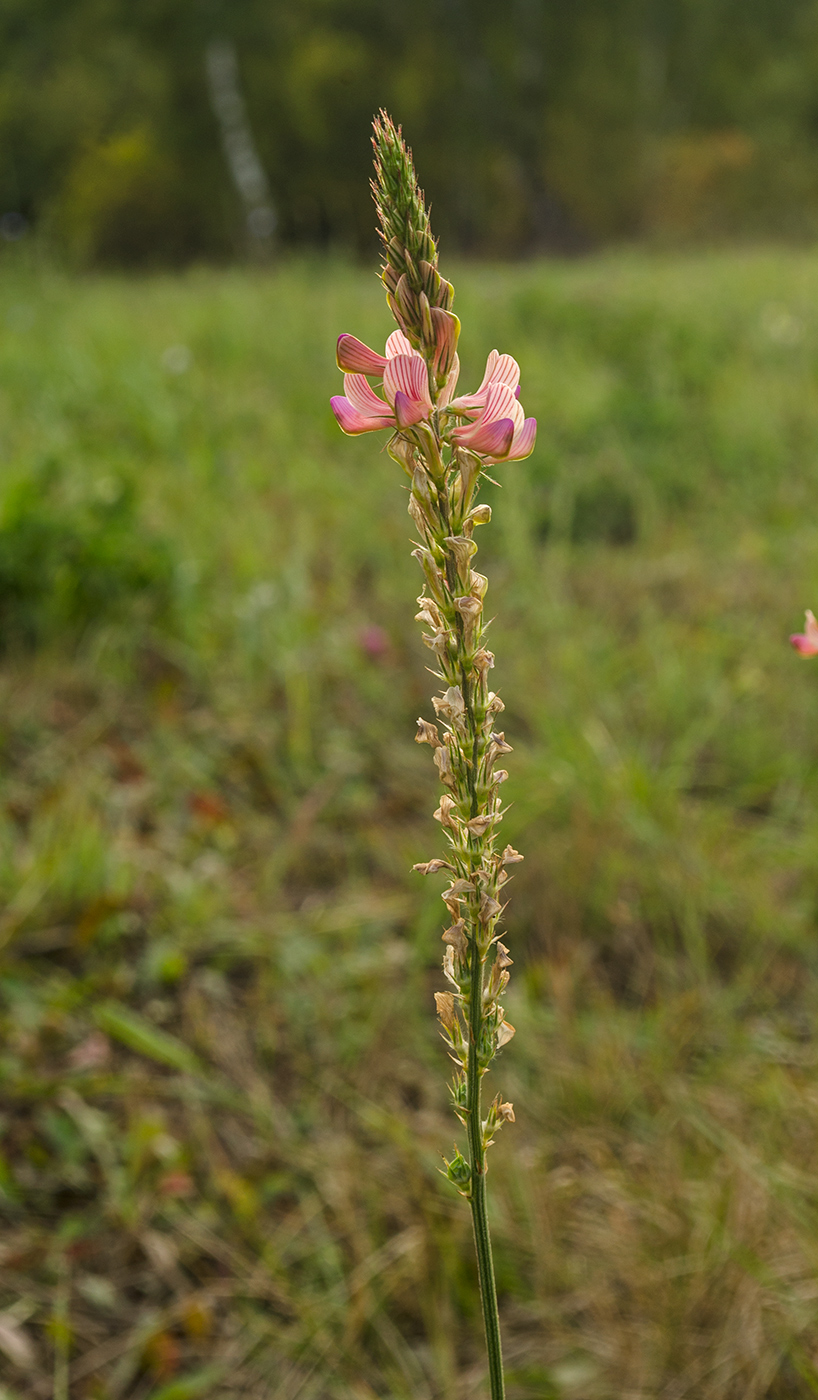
467;939;505;1400
431;386;505;1398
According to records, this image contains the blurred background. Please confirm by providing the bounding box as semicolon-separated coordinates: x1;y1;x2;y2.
7;0;818;264
7;4;818;1400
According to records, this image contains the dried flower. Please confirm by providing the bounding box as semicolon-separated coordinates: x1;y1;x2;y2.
434;991;458;1030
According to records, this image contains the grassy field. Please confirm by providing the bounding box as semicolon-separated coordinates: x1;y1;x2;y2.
4;248;818;1399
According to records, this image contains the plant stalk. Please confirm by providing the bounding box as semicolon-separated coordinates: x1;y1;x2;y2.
332;111;535;1400
467;935;505;1399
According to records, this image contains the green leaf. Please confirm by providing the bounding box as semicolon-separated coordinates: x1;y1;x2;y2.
93;1002;202;1075
146;1368;226;1400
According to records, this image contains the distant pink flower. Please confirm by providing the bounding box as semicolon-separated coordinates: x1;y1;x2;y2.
451;378;536;462
358;624;390;659
331;330;434;435
790;609;818;656
68;1031;110;1071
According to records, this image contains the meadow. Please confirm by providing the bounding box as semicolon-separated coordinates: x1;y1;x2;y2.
4;248;818;1399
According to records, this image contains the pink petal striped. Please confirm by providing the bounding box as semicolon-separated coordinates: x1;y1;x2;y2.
481;381;524;433
476;350;499;392
460;417;515;458
477;350;520;393
343;373;392;416
331;396;394;435
447;392;485;413
506;417;537;461
336;334;387;374
383;355;431;413
385;329;417;358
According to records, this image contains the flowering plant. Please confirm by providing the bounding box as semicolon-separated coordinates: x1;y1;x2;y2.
331;113;535;1400
790;610;818;657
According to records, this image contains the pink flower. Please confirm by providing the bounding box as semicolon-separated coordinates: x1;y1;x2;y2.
336;329;417;374
449;349;521;413
358;624;390;659
331;331;434;435
451;379;536;462
790;609;818;656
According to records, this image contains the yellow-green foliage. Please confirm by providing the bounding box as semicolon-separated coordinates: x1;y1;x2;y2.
4;251;818;1396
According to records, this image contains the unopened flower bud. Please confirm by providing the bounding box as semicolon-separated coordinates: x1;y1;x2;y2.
395;273;417;324
420;289;435;349
431;308;460;381
466;503;492;528
437;277;455;311
444;1147;471;1191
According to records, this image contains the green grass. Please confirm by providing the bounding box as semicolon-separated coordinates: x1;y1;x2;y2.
4;248;818;1398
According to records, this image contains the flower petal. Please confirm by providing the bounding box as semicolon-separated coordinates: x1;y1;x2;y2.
336;334;387;374
791;609;818;654
505;417;537;461
343;373;392;416
481;380;524;433
383;354;431;413
394;390;428;429
460;416;515;458
430;308;460;377
488;353;520;390
385;329;416;358
477;349;499;392
448;392;486;413
331;396;394;435
791;634;818;655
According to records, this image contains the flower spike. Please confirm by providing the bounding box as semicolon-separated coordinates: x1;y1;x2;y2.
331;113;537;1400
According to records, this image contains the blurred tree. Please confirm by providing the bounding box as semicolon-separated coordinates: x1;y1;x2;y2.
2;0;818;264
